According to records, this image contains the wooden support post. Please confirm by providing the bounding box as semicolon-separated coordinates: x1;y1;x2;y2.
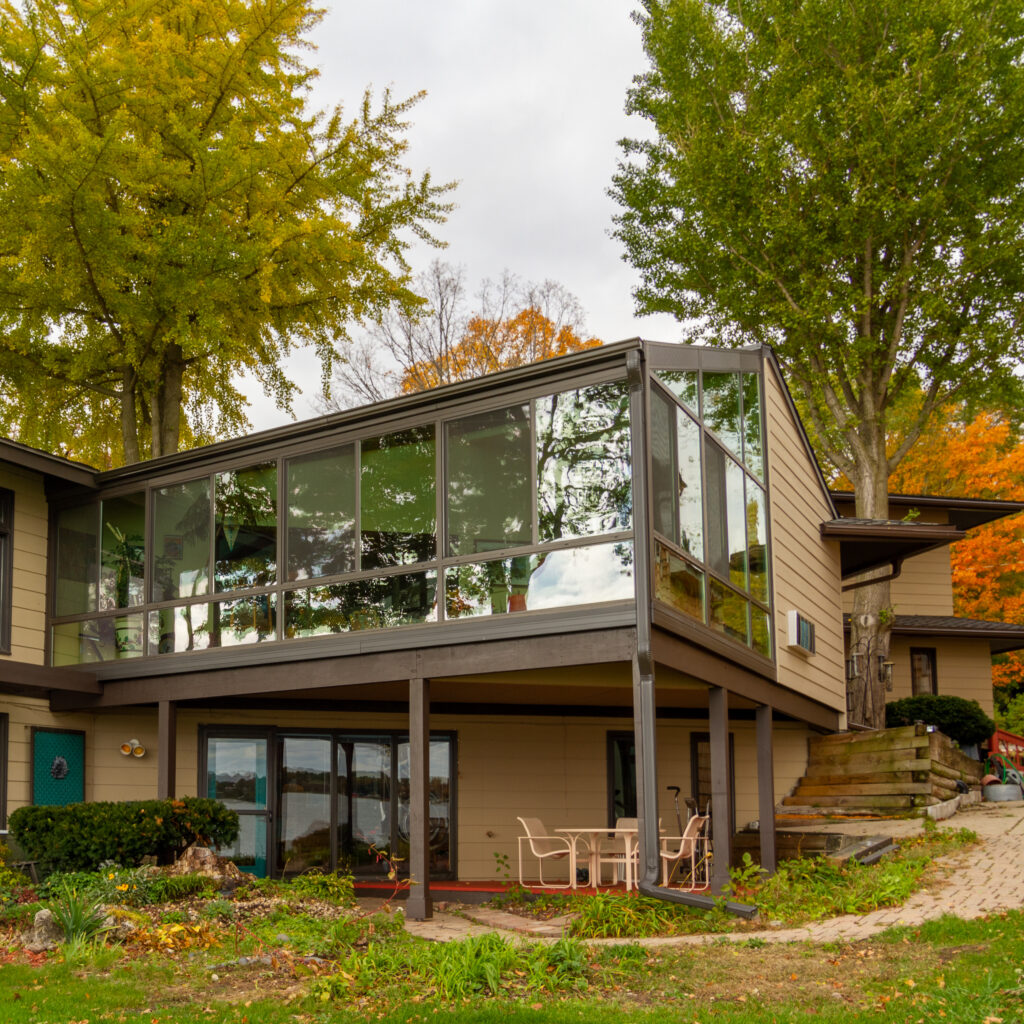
407;677;433;921
709;686;732;893
756;703;777;874
157;700;177;800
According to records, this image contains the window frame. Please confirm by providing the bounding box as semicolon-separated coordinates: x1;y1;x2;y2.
910;647;938;696
0;487;11;655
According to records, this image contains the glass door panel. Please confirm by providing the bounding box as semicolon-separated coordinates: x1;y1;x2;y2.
396;739;452;876
278;735;332;876
206;735;269;876
337;736;392;875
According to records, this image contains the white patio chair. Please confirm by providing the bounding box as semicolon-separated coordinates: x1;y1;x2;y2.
593;816;639;888
516;816;574;888
660;814;710;889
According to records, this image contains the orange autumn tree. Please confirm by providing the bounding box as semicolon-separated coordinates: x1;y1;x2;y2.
888;409;1024;692
399;307;601;393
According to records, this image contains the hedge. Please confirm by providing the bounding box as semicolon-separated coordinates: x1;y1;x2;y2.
7;797;239;873
885;694;996;748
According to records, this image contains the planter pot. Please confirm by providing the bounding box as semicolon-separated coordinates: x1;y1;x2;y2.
982;783;1023;802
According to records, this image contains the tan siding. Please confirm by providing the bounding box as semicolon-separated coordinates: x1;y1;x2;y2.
888;637;995;716
763;364;845;716
0;466;50;665
841;546;955;617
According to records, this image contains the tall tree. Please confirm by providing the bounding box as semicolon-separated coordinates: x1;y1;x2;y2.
328;261;600;407
0;0;451;464
612;0;1024;727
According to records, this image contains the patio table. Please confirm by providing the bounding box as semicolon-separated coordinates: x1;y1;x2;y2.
555;827;638;890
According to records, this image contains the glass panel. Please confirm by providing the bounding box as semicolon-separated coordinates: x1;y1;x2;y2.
535;380;631;542
210;594;276;646
702;371;742;458
650;389;677;542
207;736;267;809
337;736;392;875
285;571;437;638
609;734;637;822
751;605;772;658
361;426;436;569
747;481;769;603
99;492;146;611
52;615;144;664
704;441;729;579
726;459;748;590
216;816;267;877
152;477;210;602
287;444;356;581
677;408;704;560
149;603;212;654
445;541;633;618
278;735;332;876
215;463;277;591
742;372;764;479
55;504;98;616
446;404;531;556
396;738;452;876
655;370;700;413
709;579;749;644
654;542;705;621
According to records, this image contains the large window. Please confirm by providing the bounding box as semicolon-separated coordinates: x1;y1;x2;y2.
0;488;11;654
652;368;772;659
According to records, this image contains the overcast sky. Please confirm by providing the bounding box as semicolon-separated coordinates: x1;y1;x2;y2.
241;0;684;425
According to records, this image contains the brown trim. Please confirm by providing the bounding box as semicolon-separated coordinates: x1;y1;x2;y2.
0;440;97;487
157;701;177;800
0;660;100;696
651;627;840;730
0;711;8;828
653;602;777;679
831;491;1024;530
406;677;432;920
0;487;11;655
755;705;776;873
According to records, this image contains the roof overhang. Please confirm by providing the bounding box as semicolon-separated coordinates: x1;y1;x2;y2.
0;660;100;699
0;438;97;488
821;519;965;580
843;613;1024;655
830;491;1024;531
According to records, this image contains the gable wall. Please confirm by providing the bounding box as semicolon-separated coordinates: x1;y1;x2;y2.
888;636;994;716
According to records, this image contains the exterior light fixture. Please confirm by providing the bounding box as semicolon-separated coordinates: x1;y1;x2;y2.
120;739;146;757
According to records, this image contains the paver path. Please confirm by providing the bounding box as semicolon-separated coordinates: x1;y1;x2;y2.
403;801;1024;946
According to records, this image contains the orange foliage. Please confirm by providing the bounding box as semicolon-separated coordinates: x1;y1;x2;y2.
399;307;601;393
889;411;1024;689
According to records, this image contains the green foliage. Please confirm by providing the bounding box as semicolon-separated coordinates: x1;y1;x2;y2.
995;690;1024;736
318;910;405;957
288;870;355;905
566;891;723;939
147;873;216;903
8;797;238;873
48;883;110;943
886;695;996;746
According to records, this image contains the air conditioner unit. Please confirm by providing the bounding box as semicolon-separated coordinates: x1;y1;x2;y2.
787;610;816;655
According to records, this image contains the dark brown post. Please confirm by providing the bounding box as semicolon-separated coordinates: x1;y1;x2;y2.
157;700;177;800
756;703;777;873
407;677;433;920
708;686;732;893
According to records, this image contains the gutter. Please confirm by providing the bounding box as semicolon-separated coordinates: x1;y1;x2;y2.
626;349;757;920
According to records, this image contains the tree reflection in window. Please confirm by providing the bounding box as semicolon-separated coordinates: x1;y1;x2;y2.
287;444;356;581
215;464;277;592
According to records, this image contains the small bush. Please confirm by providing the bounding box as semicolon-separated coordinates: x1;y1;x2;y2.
147;873;216;903
885;695;995;747
48;884;110;943
290;870;355;905
8;797;239;873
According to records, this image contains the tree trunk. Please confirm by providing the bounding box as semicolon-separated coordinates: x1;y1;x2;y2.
120;365;141;466
848;439;893;730
150;344;184;459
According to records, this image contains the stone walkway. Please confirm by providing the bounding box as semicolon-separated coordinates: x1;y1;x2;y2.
401;800;1024;946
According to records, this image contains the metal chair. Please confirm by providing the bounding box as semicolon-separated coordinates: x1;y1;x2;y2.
660;813;710;889
593;816;639;888
516;816;574;888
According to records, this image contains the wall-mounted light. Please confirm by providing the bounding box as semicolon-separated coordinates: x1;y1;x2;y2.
846;651;861;680
120;739;146;758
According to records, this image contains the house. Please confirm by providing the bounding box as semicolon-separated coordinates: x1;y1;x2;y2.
1;340;1020;918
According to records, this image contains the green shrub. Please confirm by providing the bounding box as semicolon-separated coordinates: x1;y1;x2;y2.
885;695;995;747
147;872;216;902
289;870;355;905
8;797;238;873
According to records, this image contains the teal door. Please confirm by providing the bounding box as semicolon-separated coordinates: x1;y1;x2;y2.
33;729;85;805
206;735;269;877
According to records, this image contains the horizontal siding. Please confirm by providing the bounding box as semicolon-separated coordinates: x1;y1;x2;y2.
763;365;845;715
0;466;49;665
888;637;995;716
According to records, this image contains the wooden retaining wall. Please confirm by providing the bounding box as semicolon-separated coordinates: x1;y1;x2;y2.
781;724;983;813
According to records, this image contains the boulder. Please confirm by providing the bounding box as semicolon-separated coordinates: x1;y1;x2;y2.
169;845;245;888
21;908;65;952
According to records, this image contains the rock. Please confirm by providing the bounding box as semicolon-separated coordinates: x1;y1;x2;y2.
21;908;65;952
169;845;245;888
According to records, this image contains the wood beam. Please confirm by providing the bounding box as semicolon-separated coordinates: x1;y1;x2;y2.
157;701;177;800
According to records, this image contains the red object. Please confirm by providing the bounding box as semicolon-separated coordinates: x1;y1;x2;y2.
990;729;1024;772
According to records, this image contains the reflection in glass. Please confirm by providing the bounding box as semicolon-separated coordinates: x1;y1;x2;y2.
654;542;704;621
651;389;676;542
149;603;213;654
52;615;145;664
709;579;749;644
751;605;772;658
337;736;391;875
100;492;145;611
446;404;531;556
726;459;748;590
211;594;276;646
216;463;277;591
55;504;98;616
702;372;742;458
396;739;452;875
655;370;700;412
536;380;631;542
207;736;268;876
285;572;437;637
747;481;769;603
278;735;332;875
677;409;704;559
705;441;729;579
446;542;633;618
152;477;210;602
287;445;355;581
742;373;764;479
361;427;436;569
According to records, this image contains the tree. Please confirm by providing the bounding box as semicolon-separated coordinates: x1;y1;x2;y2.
612;0;1024;727
328;261;601;407
0;0;451;464
888;407;1024;695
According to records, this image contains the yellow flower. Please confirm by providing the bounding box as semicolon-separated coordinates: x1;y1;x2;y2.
117;883;129;891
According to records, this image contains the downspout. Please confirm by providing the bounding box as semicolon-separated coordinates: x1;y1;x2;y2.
626;349;756;919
